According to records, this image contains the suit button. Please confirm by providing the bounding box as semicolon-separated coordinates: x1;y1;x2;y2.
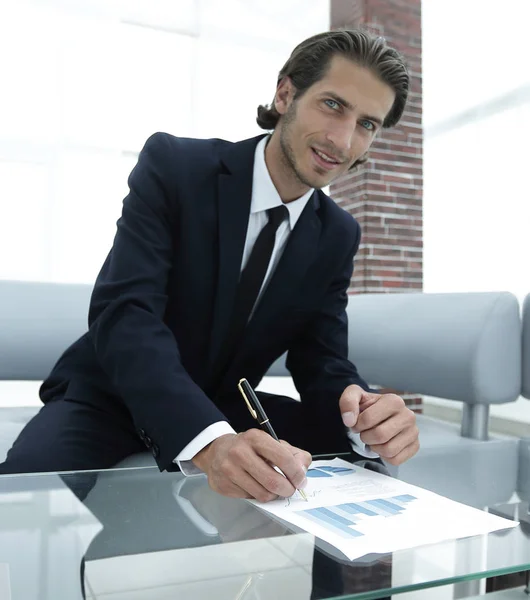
151;444;160;458
138;429;146;442
144;435;153;449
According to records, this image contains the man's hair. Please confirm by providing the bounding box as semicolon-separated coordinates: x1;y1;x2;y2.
256;28;409;131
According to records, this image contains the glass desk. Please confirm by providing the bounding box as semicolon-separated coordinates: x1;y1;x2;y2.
0;453;528;600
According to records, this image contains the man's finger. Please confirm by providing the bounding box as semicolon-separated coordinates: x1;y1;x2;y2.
250;455;298;497
251;434;307;491
230;468;280;503
383;439;420;466
339;385;364;427
355;394;405;433
367;423;419;459
280;440;312;472
225;435;295;498
359;394;380;411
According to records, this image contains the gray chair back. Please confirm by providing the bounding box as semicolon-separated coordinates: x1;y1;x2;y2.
270;292;521;403
0;280;92;380
345;292;522;440
522;294;530;399
346;292;521;406
519;294;530;500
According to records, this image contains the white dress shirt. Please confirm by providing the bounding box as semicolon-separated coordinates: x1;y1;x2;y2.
175;136;377;475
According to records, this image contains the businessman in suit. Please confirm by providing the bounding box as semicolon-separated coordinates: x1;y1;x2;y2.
0;29;419;502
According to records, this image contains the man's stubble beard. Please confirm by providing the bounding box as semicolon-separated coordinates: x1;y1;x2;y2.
278;102;320;190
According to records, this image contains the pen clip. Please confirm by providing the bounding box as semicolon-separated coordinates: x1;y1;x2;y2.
238;379;258;420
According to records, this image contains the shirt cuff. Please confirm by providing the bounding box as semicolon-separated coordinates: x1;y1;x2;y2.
174;421;236;476
346;429;380;459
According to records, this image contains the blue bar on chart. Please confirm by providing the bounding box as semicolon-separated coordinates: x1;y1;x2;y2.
296;495;418;539
316;466;355;476
390;494;417;508
394;494;416;503
299;507;364;538
363;499;401;516
370;499;404;514
306;469;332;478
338;503;378;517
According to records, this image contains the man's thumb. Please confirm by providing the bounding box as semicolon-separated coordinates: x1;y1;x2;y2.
340;386;362;427
342;410;358;427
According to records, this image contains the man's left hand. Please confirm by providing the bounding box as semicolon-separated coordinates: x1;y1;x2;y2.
339;385;419;465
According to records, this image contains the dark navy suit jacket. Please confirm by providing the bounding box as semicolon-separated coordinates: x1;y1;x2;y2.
40;132;369;470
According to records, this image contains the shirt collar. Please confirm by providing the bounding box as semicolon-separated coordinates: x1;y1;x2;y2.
251;135;314;230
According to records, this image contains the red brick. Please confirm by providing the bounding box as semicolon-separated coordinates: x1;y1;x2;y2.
331;0;423;296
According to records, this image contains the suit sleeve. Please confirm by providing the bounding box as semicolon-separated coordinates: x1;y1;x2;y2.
88;133;228;471
285;223;370;434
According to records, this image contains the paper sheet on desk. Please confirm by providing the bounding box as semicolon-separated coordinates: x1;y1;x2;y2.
250;458;519;561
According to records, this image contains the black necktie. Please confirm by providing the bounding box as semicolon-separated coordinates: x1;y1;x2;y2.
212;205;287;384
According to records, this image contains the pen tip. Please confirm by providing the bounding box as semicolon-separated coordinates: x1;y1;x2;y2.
299;489;308;502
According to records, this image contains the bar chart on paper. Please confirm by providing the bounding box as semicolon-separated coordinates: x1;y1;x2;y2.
297;495;417;539
252;458;518;560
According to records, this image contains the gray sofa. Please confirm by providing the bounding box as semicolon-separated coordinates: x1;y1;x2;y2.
0;281;91;463
523;294;530;400
518;294;530;501
0;280;526;504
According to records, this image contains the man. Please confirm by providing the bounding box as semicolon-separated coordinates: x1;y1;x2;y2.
0;29;419;502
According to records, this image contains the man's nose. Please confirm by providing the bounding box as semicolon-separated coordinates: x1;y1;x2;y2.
325;124;355;158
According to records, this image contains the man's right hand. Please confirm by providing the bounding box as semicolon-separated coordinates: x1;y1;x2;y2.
191;430;311;503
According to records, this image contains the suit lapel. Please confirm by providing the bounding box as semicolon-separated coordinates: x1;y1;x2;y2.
207;135;267;372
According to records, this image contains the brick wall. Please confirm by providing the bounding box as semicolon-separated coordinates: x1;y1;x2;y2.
330;0;423;294
330;0;423;410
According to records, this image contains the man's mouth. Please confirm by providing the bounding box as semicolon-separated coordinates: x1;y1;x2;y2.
311;147;342;169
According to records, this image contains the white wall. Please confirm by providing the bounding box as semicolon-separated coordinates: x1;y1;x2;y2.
422;0;530;424
0;0;329;286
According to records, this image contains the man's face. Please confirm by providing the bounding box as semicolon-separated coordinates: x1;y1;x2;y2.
275;55;396;189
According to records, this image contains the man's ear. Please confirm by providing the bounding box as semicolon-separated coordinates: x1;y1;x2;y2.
274;76;296;116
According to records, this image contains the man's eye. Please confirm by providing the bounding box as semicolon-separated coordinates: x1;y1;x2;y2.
324;99;340;110
360;119;375;131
